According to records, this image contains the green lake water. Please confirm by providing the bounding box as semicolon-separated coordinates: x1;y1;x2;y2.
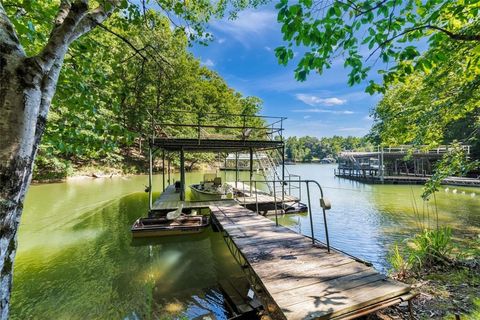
11;165;480;319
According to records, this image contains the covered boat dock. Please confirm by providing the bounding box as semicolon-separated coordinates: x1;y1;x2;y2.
144;111;414;319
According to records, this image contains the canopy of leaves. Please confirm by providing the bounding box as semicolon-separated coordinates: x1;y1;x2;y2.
369;38;480;157
275;0;480;93
4;1;267;173
368;37;480;198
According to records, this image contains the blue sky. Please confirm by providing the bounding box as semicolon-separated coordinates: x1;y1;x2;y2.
189;5;381;138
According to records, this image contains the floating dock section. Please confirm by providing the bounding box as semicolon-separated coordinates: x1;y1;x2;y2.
227;181;302;213
151;184;234;212
210;204;414;320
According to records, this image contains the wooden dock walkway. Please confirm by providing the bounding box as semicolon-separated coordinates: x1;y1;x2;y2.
152;185;235;211
226;181;301;213
152;183;300;213
210;204;413;320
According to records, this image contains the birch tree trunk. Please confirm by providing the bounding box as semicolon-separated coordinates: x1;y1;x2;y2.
0;2;118;318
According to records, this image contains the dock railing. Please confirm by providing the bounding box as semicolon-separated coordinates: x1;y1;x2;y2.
341;144;471;157
150;110;286;143
237;179;331;253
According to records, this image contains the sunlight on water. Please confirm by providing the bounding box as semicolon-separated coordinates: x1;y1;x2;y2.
12;173;249;320
281;164;480;272
11;166;480;318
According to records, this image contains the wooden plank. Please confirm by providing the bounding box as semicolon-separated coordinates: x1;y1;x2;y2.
220;220;275;230
232;233;303;247
271;272;386;307
239;237;323;253
282;279;410;320
244;247;350;267
256;260;366;285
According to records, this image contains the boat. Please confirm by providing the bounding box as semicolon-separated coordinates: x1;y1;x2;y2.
190;174;233;201
131;214;210;237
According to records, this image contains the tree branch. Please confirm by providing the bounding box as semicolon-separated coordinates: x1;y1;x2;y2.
69;1;120;43
426;25;480;42
38;0;90;72
340;0;389;17
54;0;73;26
95;22;148;61
366;24;480;61
0;2;25;57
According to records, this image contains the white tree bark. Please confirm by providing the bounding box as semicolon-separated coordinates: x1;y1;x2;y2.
0;2;118;318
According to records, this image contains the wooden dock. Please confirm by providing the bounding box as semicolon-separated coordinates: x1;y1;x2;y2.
152;185;235;211
335;173;480;187
152;183;301;213
226;181;301;213
210;204;413;320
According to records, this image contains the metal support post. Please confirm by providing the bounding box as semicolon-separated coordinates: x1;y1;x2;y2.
148;145;153;211
162;150;165;192
167;154;171;185
235;152;239;189
254;181;259;214
180;147;185;201
273;175;278;226
249;148;253;191
306;182;314;244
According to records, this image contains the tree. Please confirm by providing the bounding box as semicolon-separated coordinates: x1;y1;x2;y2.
0;1;263;317
368;38;480;197
285;135;369;161
369;38;480;151
275;0;480;93
275;0;480;193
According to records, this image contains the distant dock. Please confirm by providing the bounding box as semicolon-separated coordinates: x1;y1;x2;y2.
335;172;480;187
336;145;480;187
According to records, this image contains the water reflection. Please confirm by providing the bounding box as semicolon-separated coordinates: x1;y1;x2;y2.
12;190;243;319
281;164;480;272
12;165;480;318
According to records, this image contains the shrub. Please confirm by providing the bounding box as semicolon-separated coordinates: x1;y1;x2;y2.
387;243;412;280
389;227;454;276
409;227;453;269
33;155;73;181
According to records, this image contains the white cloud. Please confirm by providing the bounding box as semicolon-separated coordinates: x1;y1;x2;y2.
292;108;354;115
201;59;215;67
217;38;226;44
303;115;311;119
264;46;272;51
296;94;347;106
211;10;277;47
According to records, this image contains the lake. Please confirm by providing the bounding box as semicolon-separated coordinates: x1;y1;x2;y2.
11;164;480;319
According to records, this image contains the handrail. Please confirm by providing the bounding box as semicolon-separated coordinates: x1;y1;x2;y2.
236;179;331;253
156;109;287;120
150;110;286;144
154;122;283;131
340;144;471;156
